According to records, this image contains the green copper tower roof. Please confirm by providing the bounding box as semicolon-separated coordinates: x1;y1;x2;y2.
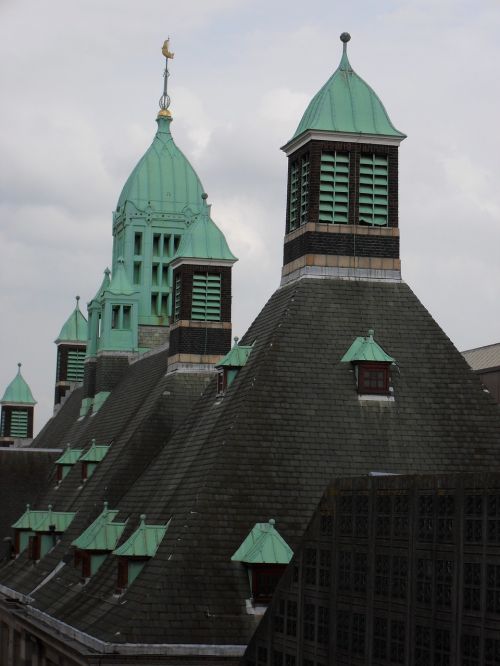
56;296;88;343
115;116;205;219
113;515;169;558
1;364;36;405
290;33;405;143
172;200;237;264
341;329;395;363
231;519;293;565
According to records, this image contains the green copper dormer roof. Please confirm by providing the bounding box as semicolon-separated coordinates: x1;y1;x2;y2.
288;33;405;145
13;505;75;533
1;364;36;405
172;201;237;264
115;116;205;219
341;329;395;363
231;519;293;565
105;258;138;296
55;445;83;466
56;296;88;344
72;503;127;551
80;439;110;463
32;505;76;533
216;337;253;368
12;505;47;530
113;515;170;558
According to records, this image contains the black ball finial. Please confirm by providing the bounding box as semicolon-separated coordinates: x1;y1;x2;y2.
340;32;351;43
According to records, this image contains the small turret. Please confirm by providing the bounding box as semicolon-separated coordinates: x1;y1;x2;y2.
0;363;37;446
54;296;88;408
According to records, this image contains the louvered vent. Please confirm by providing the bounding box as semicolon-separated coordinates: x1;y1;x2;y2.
10;410;28;438
319;152;349;224
289;162;299;231
67;350;84;382
191;273;221;321
359;154;388;226
300;155;310;225
174;275;181;321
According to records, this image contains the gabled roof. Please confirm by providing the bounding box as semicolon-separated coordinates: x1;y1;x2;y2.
231;519;293;565
55;446;83;466
290;34;405;143
113;515;169;558
12;505;75;532
341;329;395;363
72;503;127;551
1;364;36;405
55;297;88;344
173;208;237;264
79;440;110;463
216;338;253;368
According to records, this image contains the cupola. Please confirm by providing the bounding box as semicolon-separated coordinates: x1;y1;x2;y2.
341;328;396;397
281;33;405;285
231;519;293;605
54;296;88;408
0;363;36;446
168;196;237;372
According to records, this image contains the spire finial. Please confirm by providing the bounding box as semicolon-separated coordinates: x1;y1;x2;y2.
75;295;80;307
17;362;22;372
339;32;352;71
158;38;174;119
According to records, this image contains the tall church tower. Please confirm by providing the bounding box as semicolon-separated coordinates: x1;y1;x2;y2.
0;364;36;446
281;33;405;285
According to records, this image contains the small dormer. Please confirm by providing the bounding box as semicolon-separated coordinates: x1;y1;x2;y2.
231;519;293;606
112;514;169;592
72;502;127;580
12;504;75;560
79;439;110;481
341;329;395;397
215;337;254;394
54;444;83;482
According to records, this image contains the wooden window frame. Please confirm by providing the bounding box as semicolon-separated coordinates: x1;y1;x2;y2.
251;564;286;603
357;362;390;395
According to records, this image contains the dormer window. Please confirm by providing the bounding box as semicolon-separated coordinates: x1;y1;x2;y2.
55;444;83;482
80;439;110;481
215;337;254;395
341;329;395;398
231;519;293;606
12;504;75;560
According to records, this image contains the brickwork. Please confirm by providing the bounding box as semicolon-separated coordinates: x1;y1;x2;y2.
82;359;97;399
169;324;232;358
95;355;131;394
284;231;399;264
56;344;86;383
138;325;170;350
285;139;399;233
0;406;33;439
173;264;232;323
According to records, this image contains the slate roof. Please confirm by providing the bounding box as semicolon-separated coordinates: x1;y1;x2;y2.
462;342;500;371
1;278;500;652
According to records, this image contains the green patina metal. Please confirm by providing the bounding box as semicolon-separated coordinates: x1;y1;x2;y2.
80;439;110;463
113;515;169;558
55;297;88;344
1;364;36;405
341;329;395;363
359;154;389;226
72;502;127;551
319;151;350;224
86;268;111;357
13;505;75;533
191;273;221;321
55;445;83;466
290;34;405;142
172;207;237;264
231;519;293;565
92;391;110;414
216;338;254;369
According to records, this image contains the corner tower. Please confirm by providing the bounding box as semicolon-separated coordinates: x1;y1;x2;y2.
281;33;406;284
54;296;88;408
0;364;36;446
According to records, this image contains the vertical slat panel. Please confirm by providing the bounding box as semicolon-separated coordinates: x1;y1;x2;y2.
319;152;350;224
359;154;388;226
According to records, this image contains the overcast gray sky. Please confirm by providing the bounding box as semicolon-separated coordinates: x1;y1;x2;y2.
1;0;499;434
